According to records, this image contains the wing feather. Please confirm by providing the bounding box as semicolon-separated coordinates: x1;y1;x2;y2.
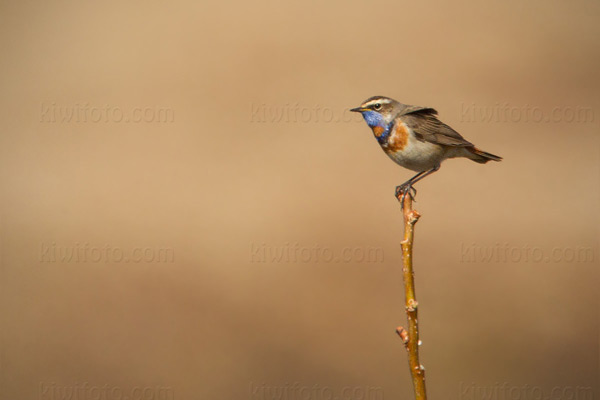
398;107;473;147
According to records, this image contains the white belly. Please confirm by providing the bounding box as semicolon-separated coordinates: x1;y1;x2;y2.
384;132;446;172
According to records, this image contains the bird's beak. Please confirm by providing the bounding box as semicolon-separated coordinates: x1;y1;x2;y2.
350;107;366;113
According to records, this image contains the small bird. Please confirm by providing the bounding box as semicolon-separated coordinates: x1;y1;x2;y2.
351;96;502;203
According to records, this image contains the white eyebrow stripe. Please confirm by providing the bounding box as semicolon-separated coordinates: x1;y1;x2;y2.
362;98;391;107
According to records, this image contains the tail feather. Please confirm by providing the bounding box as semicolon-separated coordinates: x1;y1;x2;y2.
467;147;503;164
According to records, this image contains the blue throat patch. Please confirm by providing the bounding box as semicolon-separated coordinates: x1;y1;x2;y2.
361;111;392;144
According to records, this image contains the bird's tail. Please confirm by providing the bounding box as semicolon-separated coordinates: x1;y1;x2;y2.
466;147;503;164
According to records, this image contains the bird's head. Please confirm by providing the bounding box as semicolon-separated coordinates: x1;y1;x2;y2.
350;96;400;129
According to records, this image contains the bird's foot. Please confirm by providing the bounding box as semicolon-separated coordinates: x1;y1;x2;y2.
395;183;417;207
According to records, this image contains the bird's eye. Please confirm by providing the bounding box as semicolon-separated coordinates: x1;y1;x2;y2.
373;103;382;110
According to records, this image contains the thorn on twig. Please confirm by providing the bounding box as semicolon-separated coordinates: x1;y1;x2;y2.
408;210;421;223
396;326;409;344
407;299;419;312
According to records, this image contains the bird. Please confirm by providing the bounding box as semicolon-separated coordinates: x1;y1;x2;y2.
350;96;502;204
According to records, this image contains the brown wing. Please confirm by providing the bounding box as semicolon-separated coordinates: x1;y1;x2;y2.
398;107;473;147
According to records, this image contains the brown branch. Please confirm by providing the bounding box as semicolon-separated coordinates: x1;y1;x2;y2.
396;193;427;400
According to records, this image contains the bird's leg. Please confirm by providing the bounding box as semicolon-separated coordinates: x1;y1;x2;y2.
409;164;440;185
395;165;441;206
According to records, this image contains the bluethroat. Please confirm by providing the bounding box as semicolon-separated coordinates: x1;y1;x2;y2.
351;96;502;204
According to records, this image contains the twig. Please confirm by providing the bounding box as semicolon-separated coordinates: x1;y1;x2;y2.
395;193;427;400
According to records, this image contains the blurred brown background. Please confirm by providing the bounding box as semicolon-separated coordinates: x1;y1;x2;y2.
0;1;598;399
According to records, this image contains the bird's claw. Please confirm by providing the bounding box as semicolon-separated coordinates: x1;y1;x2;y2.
395;183;417;207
